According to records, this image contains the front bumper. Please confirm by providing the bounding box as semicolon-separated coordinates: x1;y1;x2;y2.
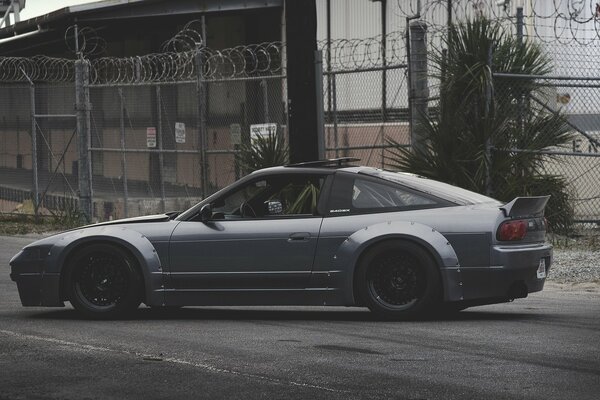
459;243;552;301
10;249;63;307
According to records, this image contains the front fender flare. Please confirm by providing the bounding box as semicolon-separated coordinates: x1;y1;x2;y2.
332;221;464;304
42;226;164;307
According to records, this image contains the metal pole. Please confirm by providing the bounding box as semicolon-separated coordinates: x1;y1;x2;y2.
75;59;92;223
381;0;387;120
326;0;332;124
261;78;270;123
199;15;209;195
447;0;452;29
156;86;166;212
29;84;39;219
332;72;339;158
118;88;129;218
484;45;493;196
516;6;525;139
380;0;387;168
196;47;209;198
408;20;429;154
516;6;524;42
314;50;326;160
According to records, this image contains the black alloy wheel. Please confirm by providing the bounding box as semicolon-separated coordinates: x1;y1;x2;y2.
66;243;142;319
357;241;440;320
367;251;426;311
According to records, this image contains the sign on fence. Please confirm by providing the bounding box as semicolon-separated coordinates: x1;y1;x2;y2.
175;122;186;144
146;127;156;148
230;123;241;145
250;123;277;140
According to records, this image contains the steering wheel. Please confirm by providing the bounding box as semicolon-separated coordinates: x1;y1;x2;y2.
239;201;257;218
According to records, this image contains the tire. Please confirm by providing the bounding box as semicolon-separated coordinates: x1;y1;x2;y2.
356;240;441;320
65;243;143;319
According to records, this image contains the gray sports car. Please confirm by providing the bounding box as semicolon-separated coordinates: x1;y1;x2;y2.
9;158;552;319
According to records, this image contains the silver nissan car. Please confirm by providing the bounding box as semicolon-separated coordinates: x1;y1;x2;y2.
10;158;552;319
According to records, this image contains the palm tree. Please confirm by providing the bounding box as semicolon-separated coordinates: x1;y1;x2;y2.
235;131;289;173
386;18;574;233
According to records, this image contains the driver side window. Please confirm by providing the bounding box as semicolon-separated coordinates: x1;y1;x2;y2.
211;174;325;219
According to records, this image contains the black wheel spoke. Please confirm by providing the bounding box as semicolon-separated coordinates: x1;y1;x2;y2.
74;252;130;308
367;253;427;311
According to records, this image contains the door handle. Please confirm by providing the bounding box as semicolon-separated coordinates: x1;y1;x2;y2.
288;232;310;242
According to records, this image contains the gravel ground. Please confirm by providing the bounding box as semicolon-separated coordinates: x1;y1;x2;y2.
550;248;600;284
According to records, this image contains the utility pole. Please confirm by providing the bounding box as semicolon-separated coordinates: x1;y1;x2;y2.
285;0;319;163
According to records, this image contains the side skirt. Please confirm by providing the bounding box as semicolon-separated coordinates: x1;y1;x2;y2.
161;288;342;307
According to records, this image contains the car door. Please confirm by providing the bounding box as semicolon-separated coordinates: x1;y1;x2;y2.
168;172;329;292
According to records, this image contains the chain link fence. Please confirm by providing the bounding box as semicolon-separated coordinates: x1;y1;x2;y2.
2;3;600;226
319;29;411;167
0;25;285;221
323;65;409;167
492;74;600;224
391;0;600;225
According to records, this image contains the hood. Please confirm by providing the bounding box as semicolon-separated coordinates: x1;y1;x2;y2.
84;213;173;228
22;214;179;251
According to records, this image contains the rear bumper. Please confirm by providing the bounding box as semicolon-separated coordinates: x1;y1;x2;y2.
459;243;552;301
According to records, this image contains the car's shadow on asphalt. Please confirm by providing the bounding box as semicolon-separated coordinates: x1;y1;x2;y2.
26;306;540;322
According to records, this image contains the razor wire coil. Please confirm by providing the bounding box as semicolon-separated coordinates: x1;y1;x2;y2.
394;0;600;44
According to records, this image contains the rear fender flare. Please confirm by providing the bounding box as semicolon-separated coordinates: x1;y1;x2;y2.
332;221;463;304
43;226;164;306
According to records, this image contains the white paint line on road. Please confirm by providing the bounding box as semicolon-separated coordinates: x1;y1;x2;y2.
0;329;347;394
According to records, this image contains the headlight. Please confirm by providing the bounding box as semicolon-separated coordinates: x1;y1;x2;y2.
20;245;53;261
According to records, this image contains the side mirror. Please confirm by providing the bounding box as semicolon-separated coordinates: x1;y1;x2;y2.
264;200;283;215
199;204;212;222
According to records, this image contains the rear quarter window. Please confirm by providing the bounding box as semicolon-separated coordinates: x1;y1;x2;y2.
352;179;436;209
328;173;452;215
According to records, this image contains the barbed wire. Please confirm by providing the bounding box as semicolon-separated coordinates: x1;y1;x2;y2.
0;55;75;82
86;42;283;84
161;19;205;52
318;30;407;70
394;0;600;44
64;25;107;57
0;20;283;84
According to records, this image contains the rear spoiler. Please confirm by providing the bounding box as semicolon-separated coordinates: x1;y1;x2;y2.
500;196;550;218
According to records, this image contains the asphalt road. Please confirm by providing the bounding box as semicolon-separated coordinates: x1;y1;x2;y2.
1;235;599;400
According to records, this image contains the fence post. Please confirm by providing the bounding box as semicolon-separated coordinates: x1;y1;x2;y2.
408;20;429;154
516;6;525;138
156;86;166;212
29;83;39;219
332;72;339;158
261;78;270;124
484;46;493;196
195;48;208;198
118;88;129;218
75;59;92;223
314;50;326;160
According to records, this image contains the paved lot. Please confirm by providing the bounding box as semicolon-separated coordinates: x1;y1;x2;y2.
1;235;599;400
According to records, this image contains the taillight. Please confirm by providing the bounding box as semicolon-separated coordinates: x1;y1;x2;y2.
497;219;528;241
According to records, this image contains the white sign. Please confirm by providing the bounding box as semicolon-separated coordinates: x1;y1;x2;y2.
230;123;242;145
175;122;186;144
146;127;156;148
250;123;277;140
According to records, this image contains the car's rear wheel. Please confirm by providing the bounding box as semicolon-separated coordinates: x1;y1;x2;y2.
356;241;441;320
66;243;142;319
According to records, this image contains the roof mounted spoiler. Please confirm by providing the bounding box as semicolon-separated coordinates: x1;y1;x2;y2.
286;157;361;168
500;196;550;218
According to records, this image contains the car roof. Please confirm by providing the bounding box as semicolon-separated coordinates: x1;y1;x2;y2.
356;168;498;205
257;164;496;205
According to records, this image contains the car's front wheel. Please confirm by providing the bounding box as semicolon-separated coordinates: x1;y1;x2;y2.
65;243;143;319
356;240;441;320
